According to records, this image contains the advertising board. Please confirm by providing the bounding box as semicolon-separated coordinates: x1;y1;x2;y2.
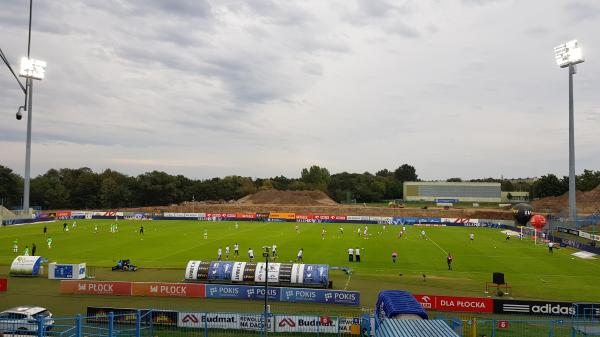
185;260;202;281
178;312;272;331
87;307;178;326
290;264;305;284
236;213;256;219
274;315;338;333
9;256;43;276
55;211;72;219
413;294;493;313
208;261;234;281
269;213;296;220
231;262;246;282
493;299;600;317
60;280;132;295
302;264;329;286
48;262;86;280
131;282;205;298
280;288;360;305
254;263;280;283
278;263;292;283
0;278;7;292
205;284;249;300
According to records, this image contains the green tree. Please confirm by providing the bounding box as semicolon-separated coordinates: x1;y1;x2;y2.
394;164;418;183
0;165;23;208
576;169;600;192
301;165;331;192
446;177;462;182
531;174;568;199
134;171;179;206
30;169;70;209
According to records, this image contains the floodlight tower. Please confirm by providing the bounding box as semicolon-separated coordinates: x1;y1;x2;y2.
19;57;46;213
262;246;271;336
554;40;584;223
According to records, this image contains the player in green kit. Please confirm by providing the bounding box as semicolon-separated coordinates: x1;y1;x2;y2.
12;239;18;253
47;237;53;249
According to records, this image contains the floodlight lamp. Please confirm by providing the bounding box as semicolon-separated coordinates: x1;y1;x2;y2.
19;57;47;80
554;40;584;68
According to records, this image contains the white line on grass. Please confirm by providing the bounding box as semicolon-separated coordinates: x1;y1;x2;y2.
426;235;448;255
344;272;352;290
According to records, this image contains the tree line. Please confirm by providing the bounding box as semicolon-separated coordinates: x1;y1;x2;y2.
0;164;599;210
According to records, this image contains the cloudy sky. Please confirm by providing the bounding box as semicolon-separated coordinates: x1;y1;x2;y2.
1;0;598;180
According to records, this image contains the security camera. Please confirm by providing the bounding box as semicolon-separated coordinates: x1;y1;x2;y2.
16;106;24;120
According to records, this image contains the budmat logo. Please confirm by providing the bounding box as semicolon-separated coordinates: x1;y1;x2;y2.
325;293;333;301
182;314;199;323
279;318;296;327
210;288;218;296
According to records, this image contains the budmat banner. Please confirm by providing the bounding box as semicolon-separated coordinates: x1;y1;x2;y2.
274;315;338;333
178;312;272;331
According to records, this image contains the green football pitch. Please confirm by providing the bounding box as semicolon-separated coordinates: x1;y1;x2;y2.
1;219;600;316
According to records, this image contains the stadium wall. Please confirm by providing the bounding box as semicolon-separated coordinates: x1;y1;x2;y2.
403;181;502;203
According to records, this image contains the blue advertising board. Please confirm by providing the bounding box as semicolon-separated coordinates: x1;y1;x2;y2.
206;284;282;301
322;290;360;305
54;265;74;279
280;287;325;303
302;264;329;286
435;198;459;203
208;262;234;281
245;286;281;301
393;217;442;225
280;287;360;305
206;284;250;299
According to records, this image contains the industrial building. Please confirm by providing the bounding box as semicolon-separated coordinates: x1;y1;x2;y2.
403;181;502;203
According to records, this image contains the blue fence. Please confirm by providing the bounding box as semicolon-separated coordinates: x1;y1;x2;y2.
3;309;600;337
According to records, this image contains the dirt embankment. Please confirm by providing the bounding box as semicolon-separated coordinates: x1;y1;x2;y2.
531;185;600;214
236;190;338;206
119;190;514;220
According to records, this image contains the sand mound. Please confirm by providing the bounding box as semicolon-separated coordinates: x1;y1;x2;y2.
237;189;338;206
531;184;600;214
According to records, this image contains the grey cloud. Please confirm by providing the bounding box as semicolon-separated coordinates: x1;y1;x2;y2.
523;26;550;37
84;0;212;19
340;0;423;39
386;20;421;38
302;62;323;76
355;0;403;18
564;2;600;22
461;0;507;5
3;0;600;180
226;0;316;27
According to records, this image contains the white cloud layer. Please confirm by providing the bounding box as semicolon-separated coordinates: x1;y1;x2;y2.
1;0;598;180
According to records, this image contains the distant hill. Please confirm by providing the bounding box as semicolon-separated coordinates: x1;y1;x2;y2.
236;189;338;206
531;185;600;214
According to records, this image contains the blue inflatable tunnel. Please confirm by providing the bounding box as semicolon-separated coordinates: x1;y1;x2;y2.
376;290;428;325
